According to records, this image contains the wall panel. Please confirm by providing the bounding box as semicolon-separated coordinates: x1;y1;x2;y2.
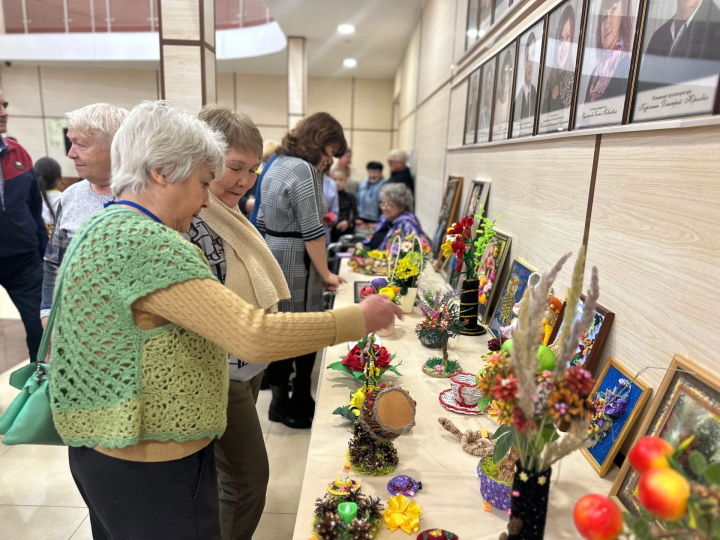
414;84;451;233
353;79;393;131
216;72;234;110
418;0;456;104
448;80;467;149
398;116;415;160
235;73;287;127
5;117;46;161
454;0;470;63
0;65;43;116
351;131;392;182
587;126;720;391
307;77;352;129
399;25;420;122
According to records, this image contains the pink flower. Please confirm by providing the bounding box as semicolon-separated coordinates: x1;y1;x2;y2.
434;365;443;372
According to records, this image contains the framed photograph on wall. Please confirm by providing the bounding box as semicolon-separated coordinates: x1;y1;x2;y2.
537;0;585;133
432;176;464;271
477;231;512;325
630;0;720;123
512;20;546;138
547;294;615;375
492;41;518;140
477;57;497;143
464;68;482;145
480;0;493;38
582;358;653;477
574;0;642;128
488;258;536;338
495;0;511;24
467;0;481;50
610;354;720;515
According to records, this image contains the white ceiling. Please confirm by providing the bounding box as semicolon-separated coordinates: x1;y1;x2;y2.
219;0;423;78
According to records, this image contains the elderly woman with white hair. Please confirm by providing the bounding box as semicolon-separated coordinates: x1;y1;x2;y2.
364;182;425;251
46;101;399;540
387;148;415;193
41;103;129;329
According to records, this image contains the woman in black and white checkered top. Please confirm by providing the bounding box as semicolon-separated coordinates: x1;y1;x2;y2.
257;112;348;429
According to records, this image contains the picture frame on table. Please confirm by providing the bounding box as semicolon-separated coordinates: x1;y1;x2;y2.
353;281;372;304
488;258;536;338
477;231;512;325
630;0;720;124
463;179;491;218
573;0;641;129
445;254;464;292
432;176;464;271
610;354;720;515
581;357;653;477
547;294;614;375
537;0;585;134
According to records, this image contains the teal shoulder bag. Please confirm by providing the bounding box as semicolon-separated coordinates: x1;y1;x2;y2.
0;208;129;446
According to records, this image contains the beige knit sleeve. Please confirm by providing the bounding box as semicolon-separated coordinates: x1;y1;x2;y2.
134;278;367;363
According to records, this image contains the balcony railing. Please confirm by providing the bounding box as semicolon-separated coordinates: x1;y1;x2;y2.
3;0;272;33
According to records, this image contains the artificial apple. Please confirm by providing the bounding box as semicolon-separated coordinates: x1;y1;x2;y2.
628;436;674;473
638;467;690;521
537;345;556;371
501;339;513;353
573;494;623;540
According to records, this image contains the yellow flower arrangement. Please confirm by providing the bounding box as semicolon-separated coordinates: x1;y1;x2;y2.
383;494;422;533
395;257;420;280
368;250;388;262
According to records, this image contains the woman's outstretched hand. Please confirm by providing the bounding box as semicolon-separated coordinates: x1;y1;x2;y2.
323;273;347;291
358;294;403;334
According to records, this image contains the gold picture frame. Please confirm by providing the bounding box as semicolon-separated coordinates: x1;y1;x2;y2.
609;354;720;514
581;357;652;478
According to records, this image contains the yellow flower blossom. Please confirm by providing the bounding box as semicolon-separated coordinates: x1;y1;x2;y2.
441;240;453;258
383;494;422;534
396;258;420;280
379;287;396;300
350;388;365;415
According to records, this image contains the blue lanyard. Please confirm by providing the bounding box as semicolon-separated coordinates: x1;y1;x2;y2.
104;200;163;224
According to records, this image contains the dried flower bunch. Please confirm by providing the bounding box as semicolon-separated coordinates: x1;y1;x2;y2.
478;247;605;472
417;288;459;319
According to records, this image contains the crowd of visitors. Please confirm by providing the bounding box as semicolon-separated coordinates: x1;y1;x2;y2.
0;86;419;538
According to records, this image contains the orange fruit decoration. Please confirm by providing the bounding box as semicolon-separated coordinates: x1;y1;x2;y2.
628;436;674;473
638;467;690;521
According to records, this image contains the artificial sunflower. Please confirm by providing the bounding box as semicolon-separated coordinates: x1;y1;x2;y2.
349;388;366;416
395;258;420;280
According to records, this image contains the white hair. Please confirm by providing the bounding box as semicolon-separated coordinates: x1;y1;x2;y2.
389;148;408;164
65;103;129;149
110;101;227;198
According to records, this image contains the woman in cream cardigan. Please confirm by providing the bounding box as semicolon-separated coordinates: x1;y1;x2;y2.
182;107;294;539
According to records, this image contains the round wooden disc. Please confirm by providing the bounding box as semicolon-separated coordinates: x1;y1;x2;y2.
376;390;413;429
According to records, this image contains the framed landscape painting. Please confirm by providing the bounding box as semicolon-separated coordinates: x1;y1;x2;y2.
582;357;653;477
547;294;614;375
610;354;720;515
432;176;464;271
477;231;512;325
488;258;536;338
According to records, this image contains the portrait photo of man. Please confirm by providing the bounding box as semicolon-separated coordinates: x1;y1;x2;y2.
515;32;539;120
645;0;720;60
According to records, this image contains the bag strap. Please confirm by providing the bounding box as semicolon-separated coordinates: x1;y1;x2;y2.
38;208;135;362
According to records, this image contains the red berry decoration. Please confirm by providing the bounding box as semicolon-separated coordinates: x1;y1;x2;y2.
574;494;623;540
628;436;674;473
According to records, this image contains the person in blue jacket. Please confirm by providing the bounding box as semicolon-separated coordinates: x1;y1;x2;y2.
0;90;47;363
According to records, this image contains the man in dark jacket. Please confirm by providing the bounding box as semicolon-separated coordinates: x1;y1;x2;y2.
0;90;47;363
387;149;415;194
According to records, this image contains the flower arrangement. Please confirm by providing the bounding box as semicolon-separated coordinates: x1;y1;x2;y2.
415;299;467;377
441;208;500;280
349;247;389;275
587;378;631;446
417;288;459;320
311;479;385;540
358;278;401;305
574;435;720;540
386;233;429;313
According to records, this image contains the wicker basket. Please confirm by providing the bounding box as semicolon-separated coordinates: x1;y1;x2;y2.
359;386;416;440
450;372;482;408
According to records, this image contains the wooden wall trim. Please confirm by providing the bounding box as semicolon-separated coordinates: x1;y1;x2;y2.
583;134;601;247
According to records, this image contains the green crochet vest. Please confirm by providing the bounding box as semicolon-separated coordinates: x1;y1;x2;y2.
49;208;229;448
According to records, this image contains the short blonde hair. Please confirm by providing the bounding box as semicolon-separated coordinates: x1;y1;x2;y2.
388;149;408;164
263;139;280;161
66;103;129;149
198;106;263;160
330;166;347;181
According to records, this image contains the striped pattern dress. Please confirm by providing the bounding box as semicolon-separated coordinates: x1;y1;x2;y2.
257;155;327;313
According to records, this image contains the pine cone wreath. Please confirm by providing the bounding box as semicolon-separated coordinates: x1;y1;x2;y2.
314;494;338;517
357;495;384;521
315;512;342;540
348;518;375;540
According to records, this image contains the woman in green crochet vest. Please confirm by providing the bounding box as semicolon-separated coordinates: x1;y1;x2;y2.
48;101;401;540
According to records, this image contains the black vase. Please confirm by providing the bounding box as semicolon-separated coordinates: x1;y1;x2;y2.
506;465;552;540
459;278;485;335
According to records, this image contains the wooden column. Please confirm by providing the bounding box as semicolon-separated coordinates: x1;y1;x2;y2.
287;36;306;129
158;0;216;115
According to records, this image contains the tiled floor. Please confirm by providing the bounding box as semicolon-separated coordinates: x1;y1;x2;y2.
0;287;313;539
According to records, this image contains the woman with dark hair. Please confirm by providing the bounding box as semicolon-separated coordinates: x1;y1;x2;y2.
541;4;577;114
34;156;62;229
258;112;349;429
493;51;514;134
584;0;634;102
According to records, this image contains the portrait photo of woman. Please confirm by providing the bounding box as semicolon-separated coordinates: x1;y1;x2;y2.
538;0;583;133
464;68;481;144
476;58;497;143
492;44;517;140
575;0;639;128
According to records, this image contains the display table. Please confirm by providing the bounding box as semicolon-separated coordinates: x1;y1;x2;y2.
292;260;616;539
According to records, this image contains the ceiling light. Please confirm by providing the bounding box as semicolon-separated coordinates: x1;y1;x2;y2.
343;58;357;68
337;24;355;35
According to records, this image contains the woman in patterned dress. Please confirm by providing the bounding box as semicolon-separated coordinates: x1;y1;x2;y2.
257;112;348;429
